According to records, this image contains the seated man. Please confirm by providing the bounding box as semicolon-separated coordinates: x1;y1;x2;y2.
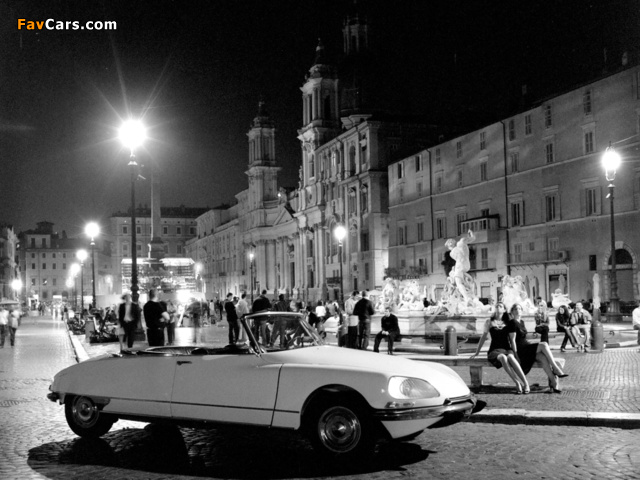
571;302;592;352
373;307;400;355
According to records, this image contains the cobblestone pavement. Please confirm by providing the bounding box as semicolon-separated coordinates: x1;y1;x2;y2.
2;315;640;479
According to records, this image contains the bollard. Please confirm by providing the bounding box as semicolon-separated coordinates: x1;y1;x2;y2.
444;325;457;356
591;308;604;352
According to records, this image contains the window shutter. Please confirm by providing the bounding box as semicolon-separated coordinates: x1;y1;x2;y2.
580;188;586;217
596;186;602;215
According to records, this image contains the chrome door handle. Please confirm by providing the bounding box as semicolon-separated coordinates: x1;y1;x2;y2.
177;361;192;365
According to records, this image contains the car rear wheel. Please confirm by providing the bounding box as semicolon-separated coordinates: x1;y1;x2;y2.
65;395;115;438
305;396;375;459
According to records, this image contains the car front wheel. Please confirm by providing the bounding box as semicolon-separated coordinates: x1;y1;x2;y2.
305;397;375;459
65;395;115;438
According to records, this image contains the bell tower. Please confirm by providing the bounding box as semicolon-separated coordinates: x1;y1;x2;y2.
246;100;280;209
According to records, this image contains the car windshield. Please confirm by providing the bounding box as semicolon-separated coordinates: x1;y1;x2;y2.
240;312;325;353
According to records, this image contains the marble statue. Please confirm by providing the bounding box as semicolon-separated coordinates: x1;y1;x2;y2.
501;275;536;313
444;230;477;306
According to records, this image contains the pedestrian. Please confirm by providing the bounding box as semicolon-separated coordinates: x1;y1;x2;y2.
235;293;250;343
533;300;550;343
0;306;8;348
353;290;374;350
143;289;169;347
118;294;140;350
252;290;271;345
344;291;360;349
224;293;240;344
166;300;177;345
472;302;530;394
269;294;290;348
556;305;577;352
8;306;21;347
632;303;640;345
508;303;568;393
571;302;592;352
373;307;400;355
187;297;203;344
329;301;347;346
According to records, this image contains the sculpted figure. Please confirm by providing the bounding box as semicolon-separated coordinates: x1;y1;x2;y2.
444;230;476;305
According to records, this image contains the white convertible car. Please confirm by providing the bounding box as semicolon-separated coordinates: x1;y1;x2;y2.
49;311;480;458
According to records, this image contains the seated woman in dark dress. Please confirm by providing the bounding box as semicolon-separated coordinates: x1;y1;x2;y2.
472;302;529;394
508;303;568;393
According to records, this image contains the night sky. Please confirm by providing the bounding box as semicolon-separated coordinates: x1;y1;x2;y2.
1;0;638;238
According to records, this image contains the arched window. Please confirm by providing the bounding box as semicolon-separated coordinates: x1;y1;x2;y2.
609;249;633;265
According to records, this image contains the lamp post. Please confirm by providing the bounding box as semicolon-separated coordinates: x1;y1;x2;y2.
249;252;255;304
69;263;80;310
11;278;22;302
334;224;347;307
85;222;99;309
602;144;622;322
76;249;88;315
119;119;146;303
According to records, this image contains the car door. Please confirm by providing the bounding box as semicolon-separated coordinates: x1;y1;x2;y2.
170;353;281;426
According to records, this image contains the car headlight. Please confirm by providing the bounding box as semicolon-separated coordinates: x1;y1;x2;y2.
388;376;440;399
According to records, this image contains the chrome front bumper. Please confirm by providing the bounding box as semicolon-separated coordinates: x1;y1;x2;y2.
372;395;477;424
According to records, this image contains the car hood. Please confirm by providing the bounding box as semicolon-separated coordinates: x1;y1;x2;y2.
265;346;469;393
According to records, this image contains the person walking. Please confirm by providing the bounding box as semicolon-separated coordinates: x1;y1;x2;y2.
0;306;8;348
508;303;568;393
224;293;240;345
166;300;178;345
251;290;271;345
472;302;529;394
353;290;374;350
118;294;140;350
143;289;169;347
8;306;21;347
270;294;290;348
187;298;204;344
373;307;400;354
344;291;360;349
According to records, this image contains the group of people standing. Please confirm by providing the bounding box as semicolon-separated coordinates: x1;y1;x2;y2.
473;302;569;394
0;305;22;348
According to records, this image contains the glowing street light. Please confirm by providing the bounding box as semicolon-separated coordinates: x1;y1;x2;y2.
11;278;22;301
85;222;100;309
119;119;146;303
602;144;622;321
334;224;347;306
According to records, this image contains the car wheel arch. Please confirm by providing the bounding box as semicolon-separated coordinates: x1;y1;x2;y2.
300;384;371;420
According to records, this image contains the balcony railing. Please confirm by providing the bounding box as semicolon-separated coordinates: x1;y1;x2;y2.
469;258;497;271
507;250;568;265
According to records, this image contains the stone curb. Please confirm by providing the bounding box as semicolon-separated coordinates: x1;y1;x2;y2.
470;409;640;429
67;327;89;363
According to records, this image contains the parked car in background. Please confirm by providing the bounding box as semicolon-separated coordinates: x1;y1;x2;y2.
48;311;480;459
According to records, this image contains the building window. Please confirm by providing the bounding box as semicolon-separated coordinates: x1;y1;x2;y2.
510;152;519;173
31;278;36;286
41;238;46;247
508;119;516;141
52;278;57;286
42;263;46;269
548;237;559;252
137;244;142;253
177;227;182;235
31;253;35;259
545;193;558;222
457;169;463;188
365;263;370;282
417;222;425;242
397;162;403;179
136;226;142;235
361;232;370;251
398;225;407;245
63;253;66;258
122;226;128;235
545;143;554;164
31;263;35;270
525;114;532;135
435;148;441;165
190;227;196;235
415;155;421;172
514;243;523;263
177;244;183;254
163;226;168;235
52;263;56;270
399;186;404;202
480;131;486;150
544;104;552;128
436;217;446;239
62;263;66;270
583;89;592;115
511;201;524;226
456;212;467;235
435;173;443;193
123;244;129;255
456;141;462;158
42;253;46;258
586;187;599;216
52;253;56;258
480;161;488;181
584;131;594;154
481;207;490;217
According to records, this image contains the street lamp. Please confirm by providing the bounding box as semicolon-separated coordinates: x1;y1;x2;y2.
602;144;622;321
334;224;347;307
119;119;146;303
85;222;100;309
249;252;255;304
11;278;22;302
69;263;80;310
76;249;88;315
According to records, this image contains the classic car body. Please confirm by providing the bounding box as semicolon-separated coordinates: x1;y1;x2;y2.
49;311;479;458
